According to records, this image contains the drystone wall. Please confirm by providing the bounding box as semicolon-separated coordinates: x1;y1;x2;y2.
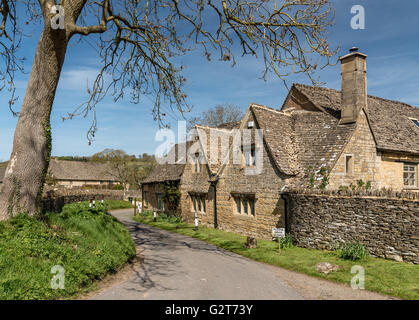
283;192;418;263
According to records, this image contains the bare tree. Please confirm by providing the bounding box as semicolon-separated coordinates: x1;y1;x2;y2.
189;104;244;128
0;0;337;220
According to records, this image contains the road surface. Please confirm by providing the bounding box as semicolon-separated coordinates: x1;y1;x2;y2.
91;209;392;300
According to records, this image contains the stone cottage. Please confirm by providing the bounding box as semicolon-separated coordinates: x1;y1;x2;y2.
141;141;194;213
47;159;120;189
143;49;419;240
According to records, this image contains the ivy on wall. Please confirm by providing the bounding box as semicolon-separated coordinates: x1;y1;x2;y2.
161;181;181;214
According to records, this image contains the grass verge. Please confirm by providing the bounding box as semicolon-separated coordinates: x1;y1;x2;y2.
0;201;135;299
133;211;418;300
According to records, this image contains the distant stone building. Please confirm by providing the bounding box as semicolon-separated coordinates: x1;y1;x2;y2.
142;49;419;240
47;159;120;188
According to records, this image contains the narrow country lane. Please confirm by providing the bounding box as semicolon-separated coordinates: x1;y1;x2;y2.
91;209;392;300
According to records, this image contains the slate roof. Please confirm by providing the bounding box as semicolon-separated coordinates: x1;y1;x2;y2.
141;141;194;184
48;159;119;182
293;83;419;154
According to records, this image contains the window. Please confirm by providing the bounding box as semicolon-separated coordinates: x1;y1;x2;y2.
144;191;149;207
403;163;417;187
191;195;206;213
234;196;255;216
345;155;353;175
243;199;248;214
193;153;203;173
251;148;256;166
242;145;257;167
156;193;165;211
236;198;241;214
249;199;255;215
194;157;198;172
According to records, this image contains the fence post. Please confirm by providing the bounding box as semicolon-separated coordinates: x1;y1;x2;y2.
153;209;157;222
134;197;137;216
89;199;92;208
194;210;198;231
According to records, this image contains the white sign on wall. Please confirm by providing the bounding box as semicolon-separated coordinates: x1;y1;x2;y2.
272;227;285;239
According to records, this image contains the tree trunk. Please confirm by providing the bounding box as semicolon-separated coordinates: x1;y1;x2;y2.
0;27;68;220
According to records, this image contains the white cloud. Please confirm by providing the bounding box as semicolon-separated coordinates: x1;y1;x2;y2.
58;67;100;91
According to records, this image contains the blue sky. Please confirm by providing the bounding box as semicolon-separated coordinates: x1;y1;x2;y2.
0;0;418;161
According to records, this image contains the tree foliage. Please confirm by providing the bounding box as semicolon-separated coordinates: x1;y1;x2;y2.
90;148;156;190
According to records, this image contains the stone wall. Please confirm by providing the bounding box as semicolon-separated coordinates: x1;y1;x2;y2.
329;110;381;189
283;191;418;263
42;189;141;213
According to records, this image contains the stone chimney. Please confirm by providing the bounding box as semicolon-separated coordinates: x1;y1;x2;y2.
339;47;367;124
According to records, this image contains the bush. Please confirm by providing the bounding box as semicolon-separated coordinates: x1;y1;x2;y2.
336;241;368;261
280;234;294;249
157;212;182;224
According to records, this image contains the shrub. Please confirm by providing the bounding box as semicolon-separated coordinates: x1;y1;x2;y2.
111;184;124;190
157;212;182;224
280;234;294;249
336;241;368;261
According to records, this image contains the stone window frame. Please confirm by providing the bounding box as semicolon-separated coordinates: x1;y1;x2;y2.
190;193;207;214
403;163;417;188
345;154;354;175
232;193;256;217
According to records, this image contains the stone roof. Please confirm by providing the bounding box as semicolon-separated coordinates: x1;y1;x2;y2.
246;83;418;177
48;159;119;182
251;105;299;175
250;103;356;176
293;83;419;154
141;141;194;184
217;121;241;130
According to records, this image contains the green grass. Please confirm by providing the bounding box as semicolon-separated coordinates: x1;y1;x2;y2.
101;199;133;210
133;211;419;300
0;201;135;300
